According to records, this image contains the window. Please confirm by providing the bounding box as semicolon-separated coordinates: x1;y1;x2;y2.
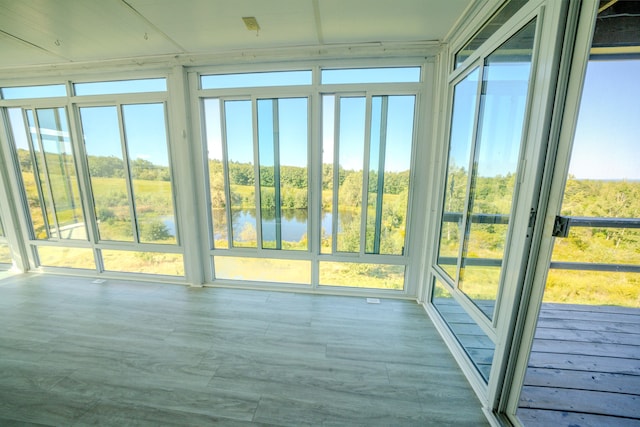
79;103;177;245
321;67;421;84
322;95;414;256
74;78;167;96
203;97;309;251
7;107;87;241
201;71;312;89
2;84;66;99
198;66;420;289
436;20;536;320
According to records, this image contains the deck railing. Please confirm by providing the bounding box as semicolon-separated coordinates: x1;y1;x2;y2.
439;214;640;273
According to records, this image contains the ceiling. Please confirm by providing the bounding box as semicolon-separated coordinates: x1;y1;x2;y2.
0;0;474;70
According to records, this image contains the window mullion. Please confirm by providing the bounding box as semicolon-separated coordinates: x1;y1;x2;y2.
251;98;263;250
272;99;282;250
32;110;62;240
456;65;486;287
374;96;389;254
117;104;139;243
331;96;340;254
360;95;373;256
219;101;234;249
22;109;51;240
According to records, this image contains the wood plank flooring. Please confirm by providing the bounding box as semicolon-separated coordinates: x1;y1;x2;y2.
0;273;488;426
518;303;640;426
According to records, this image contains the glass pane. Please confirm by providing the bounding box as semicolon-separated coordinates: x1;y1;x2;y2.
201;71;312;89
0;244;10;264
365;96;415;256
455;0;529;68
278;98;308;250
27;110;56;238
74;78;166;96
102;250;184;276
80;106;134;242
319;262;405;290
204;99;229;249
2;84;66;99
213;256;311;284
437;69;480;279
37;108;87;240
321;67;421;84
122;103;176;245
37;246;95;269
321;95;335;253
337;97;365;253
380;96;414;255
224;100;255;248
0;217;4;236
432;279;495;381
257;99;277;249
7;108;47;239
459;20;535;319
518;45;640;424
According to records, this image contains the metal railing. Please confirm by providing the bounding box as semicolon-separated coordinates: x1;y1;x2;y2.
439;214;640;273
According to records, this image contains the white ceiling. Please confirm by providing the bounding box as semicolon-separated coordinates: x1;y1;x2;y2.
0;0;473;70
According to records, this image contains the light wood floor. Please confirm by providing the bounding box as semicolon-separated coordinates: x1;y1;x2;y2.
0;273;488;426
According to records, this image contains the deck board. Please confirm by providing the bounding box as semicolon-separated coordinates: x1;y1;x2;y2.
519;302;640;426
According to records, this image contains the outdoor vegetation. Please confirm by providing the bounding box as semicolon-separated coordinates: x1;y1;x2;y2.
439;170;640;307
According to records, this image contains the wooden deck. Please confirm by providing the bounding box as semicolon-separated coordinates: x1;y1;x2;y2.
433;297;640;425
518;302;640;426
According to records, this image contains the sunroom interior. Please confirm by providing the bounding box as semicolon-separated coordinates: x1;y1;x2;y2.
0;0;638;425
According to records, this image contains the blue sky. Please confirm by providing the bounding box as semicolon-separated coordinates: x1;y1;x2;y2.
569;59;640;180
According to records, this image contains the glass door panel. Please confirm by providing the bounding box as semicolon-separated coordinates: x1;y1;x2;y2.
80;106;134;242
517;53;640;425
122;103;175;244
438;68;480;279
459;20;536;319
257;98;309;251
224;100;255;248
336;97;366;253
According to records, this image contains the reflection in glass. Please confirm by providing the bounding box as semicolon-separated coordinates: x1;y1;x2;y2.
204;99;229;248
319;262;405;290
437;69;480;279
459;20;535;319
7;108;47;239
80;106;133;242
321;95;335;253
214;256;311;284
11;107;87;241
224;100;256;248
0;217;4;236
337;97;365;252
122;103;176;244
455;0;529;68
432;279;495;381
